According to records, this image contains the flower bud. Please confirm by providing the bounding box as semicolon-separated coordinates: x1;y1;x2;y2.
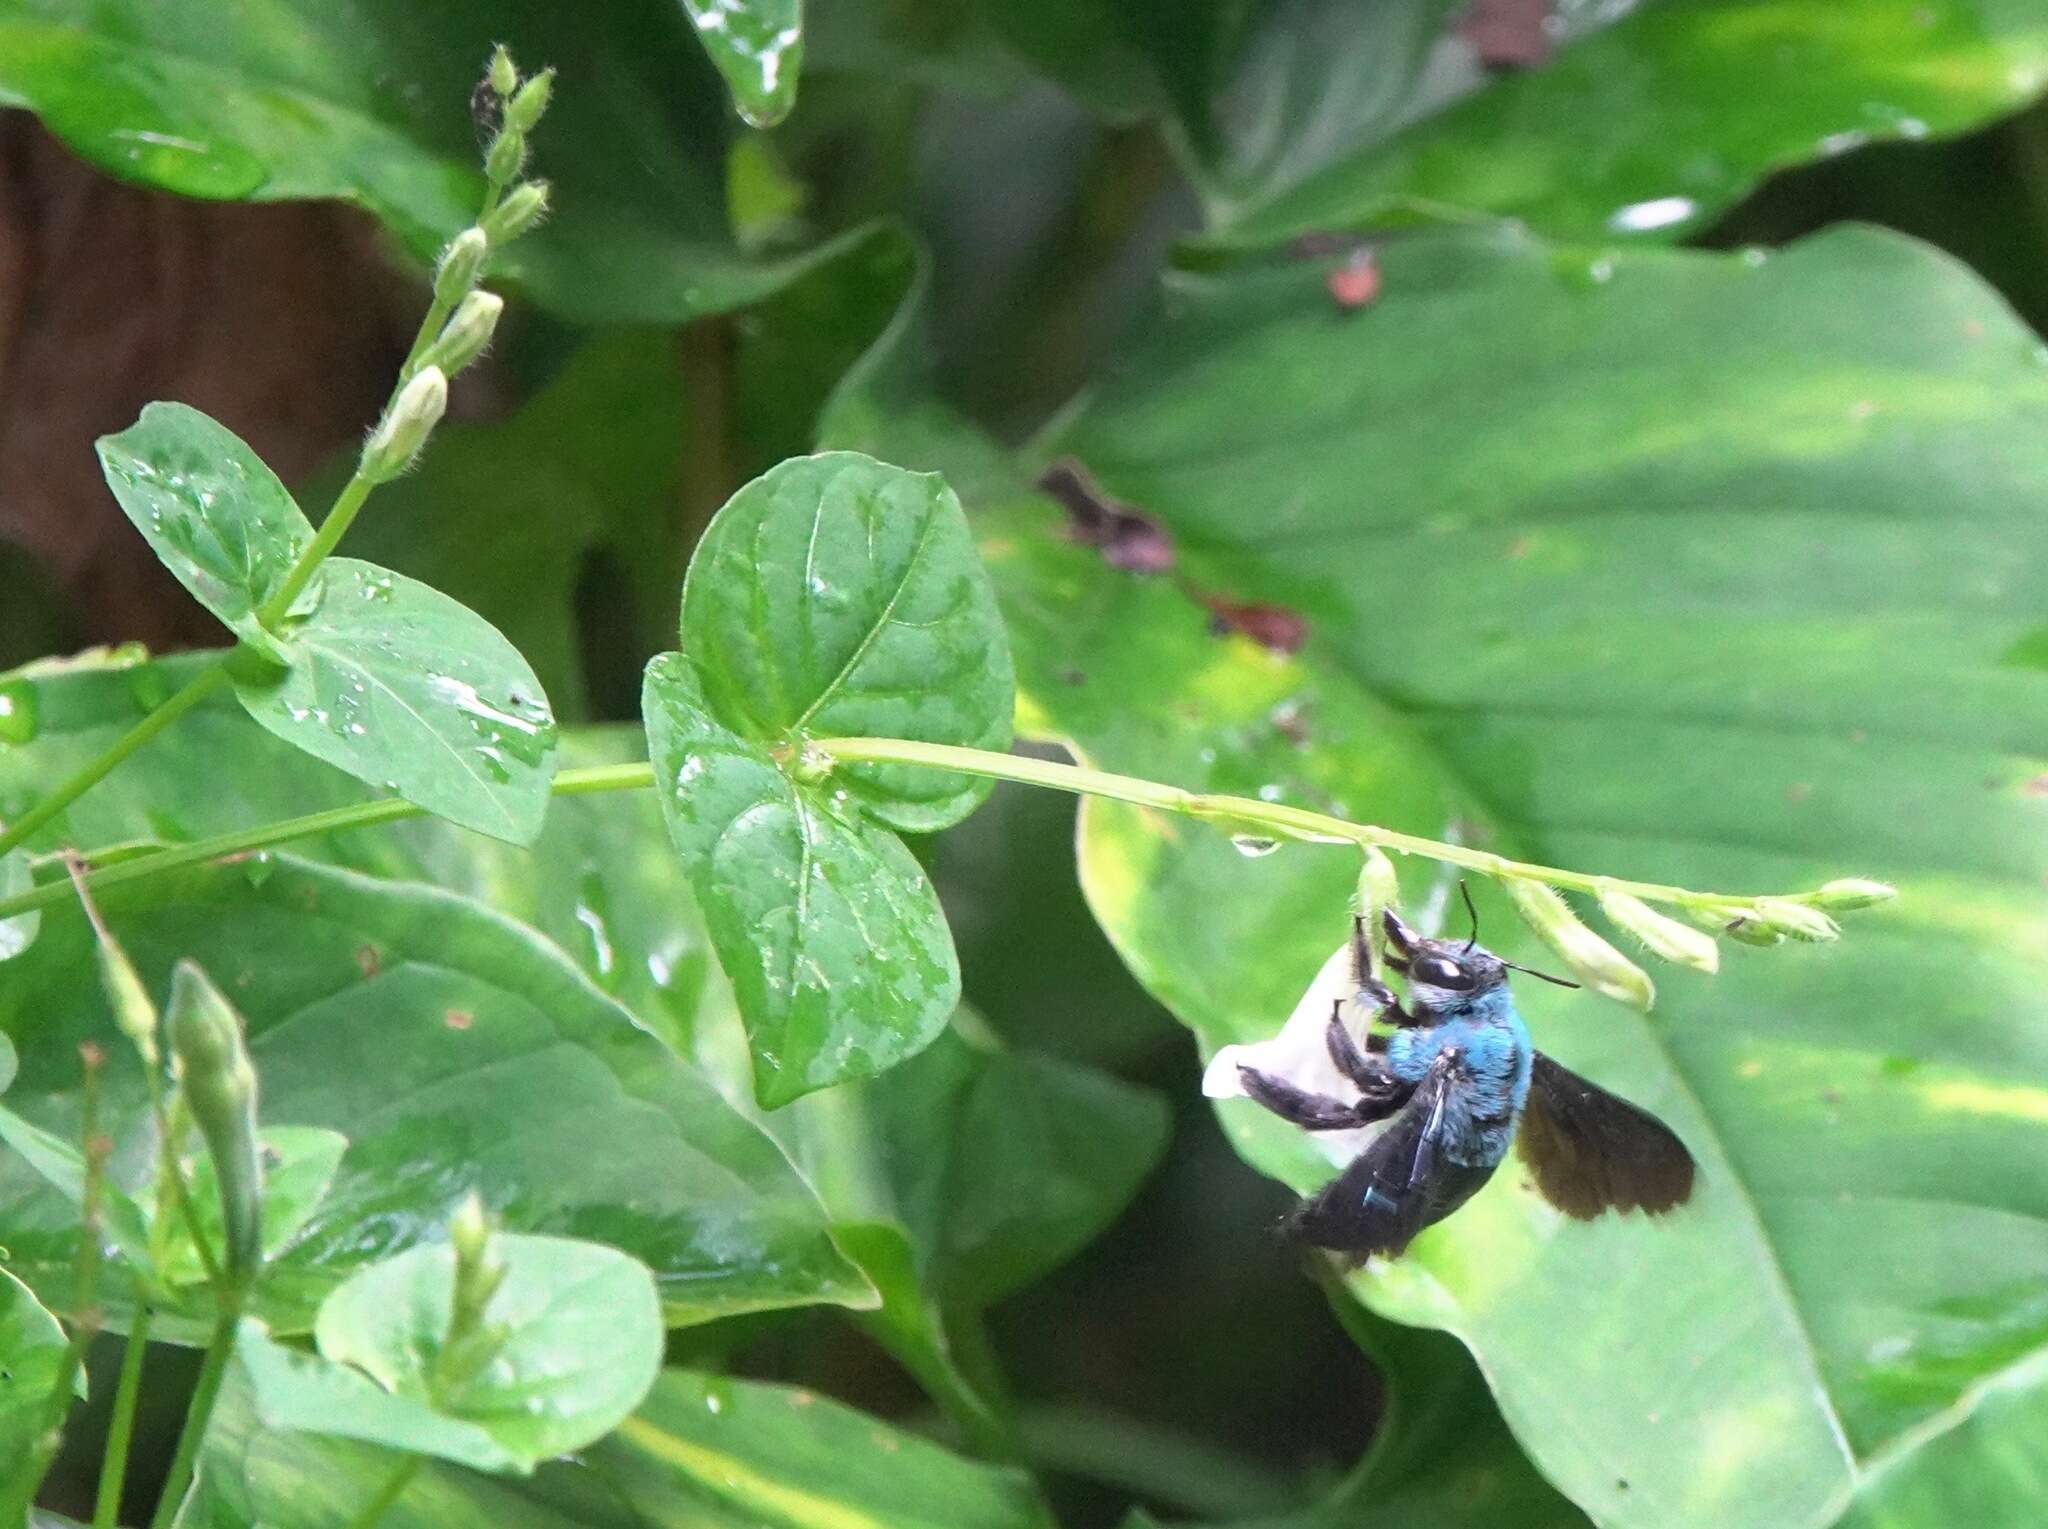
434;228;489;306
1502;878;1655;1010
361;367;448;483
167;961;262;1290
1596;886;1718;975
437;1191;510;1393
1752;898;1840;943
417;291;503;377
1811;878;1897;911
487;45;518;98
1354;847;1399;959
480;181;550;244
484;126;527;186
97;927;160;1068
1722;916;1784;947
506;69;554;133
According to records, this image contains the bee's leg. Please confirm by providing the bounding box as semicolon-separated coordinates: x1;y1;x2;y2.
1238;1064;1410;1131
1351;916;1418;1025
1325;1002;1402;1097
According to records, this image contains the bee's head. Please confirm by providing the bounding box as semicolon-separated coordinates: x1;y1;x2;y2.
1380;908;1507;1003
1380;896;1579;1006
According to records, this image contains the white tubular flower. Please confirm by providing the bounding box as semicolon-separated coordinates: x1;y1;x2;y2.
1202;940;1382;1167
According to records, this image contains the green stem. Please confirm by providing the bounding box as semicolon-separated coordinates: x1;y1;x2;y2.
257;472;376;627
342;1457;423;1529
0;663;230;860
0;735;1826;928
148;1308;240;1529
94;1291;153;1529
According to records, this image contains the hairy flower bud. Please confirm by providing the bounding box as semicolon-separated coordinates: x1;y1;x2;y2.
1722;916;1784;947
506;69;554;133
487;45;518;98
1752;899;1841;943
361;367;448;483
484;126;527;186
167;961;262;1290
1596;886;1719;974
1354;847;1400;961
480;180;550;244
437;1191;510;1394
1811;878;1897;911
434;228;489;306
1502;878;1655;1010
417;291;503;378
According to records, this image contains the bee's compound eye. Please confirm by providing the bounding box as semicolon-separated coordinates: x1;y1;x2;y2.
1415;956;1470;989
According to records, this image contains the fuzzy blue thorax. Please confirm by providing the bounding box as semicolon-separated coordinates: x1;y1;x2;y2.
1384;987;1534;1168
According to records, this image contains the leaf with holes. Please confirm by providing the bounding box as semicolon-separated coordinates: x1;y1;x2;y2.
232;559;559;845
828;223;2048;1526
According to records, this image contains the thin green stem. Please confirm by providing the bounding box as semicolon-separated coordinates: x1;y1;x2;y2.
804;737;1811;914
0;663;230;860
257;471;376;627
94;1290;153;1529
148;1307;240;1529
342;1457;423;1529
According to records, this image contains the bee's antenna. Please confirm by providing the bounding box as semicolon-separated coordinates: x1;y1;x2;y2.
1459;880;1479;954
1502;960;1581;989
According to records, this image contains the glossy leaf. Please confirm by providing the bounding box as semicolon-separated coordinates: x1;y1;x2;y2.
680;451;1014;833
232;558;559;844
94;403;308;661
642;652;959;1106
0;1267;68;1483
830;226;2048;1524
315;1233;663;1467
1217;0;2048;247
682;0;804;128
158;1126;350;1288
235;1320;524;1475
0;849;34;962
0;856;870;1343
0;1;871;324
180;1366;1057;1528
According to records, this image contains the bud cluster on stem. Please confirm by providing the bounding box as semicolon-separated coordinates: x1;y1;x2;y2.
435;1193;512;1398
167;961;265;1295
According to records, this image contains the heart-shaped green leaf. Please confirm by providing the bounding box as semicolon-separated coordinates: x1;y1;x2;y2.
0;857;870;1343
826;223;2048;1525
157;1126;349;1289
313;1233;663;1469
0;850;31;963
681;0;804;127
643;652;958;1107
0;1268;68;1483
232;558;559;845
680;451;1014;834
93;403;308;661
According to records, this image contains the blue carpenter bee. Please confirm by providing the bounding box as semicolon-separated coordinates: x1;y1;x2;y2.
1236;897;1695;1259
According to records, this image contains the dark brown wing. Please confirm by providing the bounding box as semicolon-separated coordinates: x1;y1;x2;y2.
1518;1053;1696;1220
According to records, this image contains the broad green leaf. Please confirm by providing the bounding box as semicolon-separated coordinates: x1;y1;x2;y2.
682;0;804;128
0;1267;68;1483
680;451;1014;833
830;226;2048;1524
0;857;870;1343
236;1320;522;1474
93;403;308;661
0;1;872;324
232;558;559;845
1216;0;2048;247
1837;1351;2048;1528
0;850;34;962
315;1233;663;1467
180;1367;1056;1528
0;1103;155;1266
158;1126;350;1289
642;652;958;1106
